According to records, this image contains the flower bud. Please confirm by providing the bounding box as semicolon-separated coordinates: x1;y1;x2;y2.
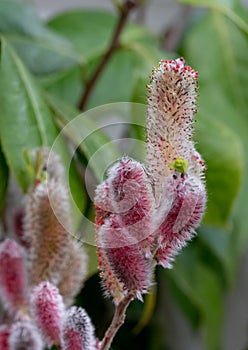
95;157;156;250
30;281;64;346
154;171;206;268
8;320;43;350
0;239;28;313
97;216;153;301
23;178;72;286
95;157;155;227
95;158;155;302
23;148;73;287
62;306;95;350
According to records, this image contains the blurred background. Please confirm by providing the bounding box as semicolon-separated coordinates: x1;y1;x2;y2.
1;0;248;349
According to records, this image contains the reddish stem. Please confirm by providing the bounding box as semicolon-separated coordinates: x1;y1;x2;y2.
100;294;133;350
78;1;139;111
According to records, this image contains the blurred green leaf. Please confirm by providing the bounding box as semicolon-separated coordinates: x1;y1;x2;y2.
177;0;248;35
42;44;161;111
84;48;149;109
198;225;232;283
40;66;83;107
0;37;84;213
46;10;163;110
46;95;121;183
0;145;9;212
48;9;160;60
195;117;244;226
0;37;61;190
48;10;117;62
182;10;248;265
173;11;248;348
122;22;159;46
0;0;81;74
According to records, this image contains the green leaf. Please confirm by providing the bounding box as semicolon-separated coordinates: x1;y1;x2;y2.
198;225;233;283
195;117;244;226
0;36;87;228
177;0;248;35
0;145;9;212
46;95;121;184
182;10;248;264
0;37;62;190
85;48;142;109
42;43;162;111
40;66;83;107
47;10;163;109
48;9;160;59
0;1;81;74
48;10;117;62
84;42;163;110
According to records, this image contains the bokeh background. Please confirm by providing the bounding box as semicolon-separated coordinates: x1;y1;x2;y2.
1;0;248;349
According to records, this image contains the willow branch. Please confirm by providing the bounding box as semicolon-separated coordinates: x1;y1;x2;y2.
100;294;133;350
78;1;140;111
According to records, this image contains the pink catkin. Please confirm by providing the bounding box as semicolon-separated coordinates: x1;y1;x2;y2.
8;320;43;350
62;306;95;350
98;216;153;301
30;281;65;346
22;148;73;288
146;58;199;203
95;157;155;249
146;58;206;267
58;240;88;306
95;58;207;303
23;179;72;287
0;239;28;313
154;174;206;267
0;324;11;350
95;158;155;236
95;158;155;302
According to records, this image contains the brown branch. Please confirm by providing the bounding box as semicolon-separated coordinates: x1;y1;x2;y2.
100;293;134;350
78;1;140;111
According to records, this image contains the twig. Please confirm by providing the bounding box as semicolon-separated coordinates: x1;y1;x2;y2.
100;293;134;350
78;1;140;111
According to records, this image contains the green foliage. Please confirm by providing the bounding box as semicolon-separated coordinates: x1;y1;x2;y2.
0;1;247;349
0;37;59;190
182;8;248;270
195;117;243;226
0;0;80;74
177;0;248;35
